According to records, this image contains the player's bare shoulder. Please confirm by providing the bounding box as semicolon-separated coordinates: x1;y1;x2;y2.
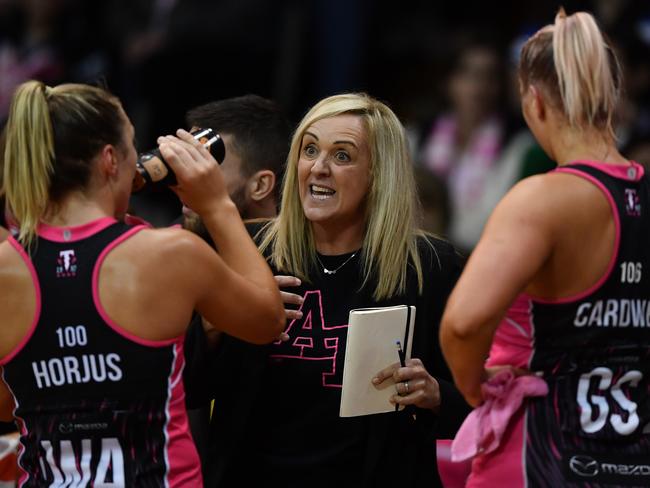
0;238;28;278
108;226;216;278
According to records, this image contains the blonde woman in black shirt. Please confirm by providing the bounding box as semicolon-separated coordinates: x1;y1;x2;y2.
207;93;470;488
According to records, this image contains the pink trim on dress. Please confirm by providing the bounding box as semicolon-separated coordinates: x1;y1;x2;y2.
0;237;42;366
37;217;117;242
568;160;644;181
163;342;203;487
530;167;621;304
92;226;178;347
487;295;535;370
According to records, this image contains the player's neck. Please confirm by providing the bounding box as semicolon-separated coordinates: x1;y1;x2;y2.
553;128;628;167
42;192;114;228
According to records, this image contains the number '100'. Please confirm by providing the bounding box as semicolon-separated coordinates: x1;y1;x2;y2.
56;325;88;349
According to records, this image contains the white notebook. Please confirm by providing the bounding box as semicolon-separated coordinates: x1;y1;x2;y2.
339;305;415;417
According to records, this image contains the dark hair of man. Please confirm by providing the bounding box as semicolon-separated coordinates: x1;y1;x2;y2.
185;95;291;200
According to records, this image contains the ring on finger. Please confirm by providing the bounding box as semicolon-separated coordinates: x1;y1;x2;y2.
403;381;409;394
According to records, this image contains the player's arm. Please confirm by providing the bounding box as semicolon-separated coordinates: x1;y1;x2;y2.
158;131;284;343
177;227;284;344
440;176;556;406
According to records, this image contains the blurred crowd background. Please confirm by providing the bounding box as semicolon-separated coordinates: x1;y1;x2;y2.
1;0;649;253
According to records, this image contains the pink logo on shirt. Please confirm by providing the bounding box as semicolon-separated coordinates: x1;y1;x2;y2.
625;188;641;216
56;249;77;278
270;290;348;388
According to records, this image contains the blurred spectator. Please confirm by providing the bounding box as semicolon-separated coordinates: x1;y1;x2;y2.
449;29;555;251
418;34;509;252
0;0;65;124
458;130;554;251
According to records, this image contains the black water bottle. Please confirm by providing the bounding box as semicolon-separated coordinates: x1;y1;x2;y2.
131;128;226;192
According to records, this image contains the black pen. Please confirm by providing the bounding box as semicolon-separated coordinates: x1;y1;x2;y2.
396;340;406;368
395;340;406;411
395;340;417;419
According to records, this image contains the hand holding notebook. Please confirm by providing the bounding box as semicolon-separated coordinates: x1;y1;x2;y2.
339;305;415;417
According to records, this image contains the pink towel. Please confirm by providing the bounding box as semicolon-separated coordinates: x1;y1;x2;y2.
451;369;548;462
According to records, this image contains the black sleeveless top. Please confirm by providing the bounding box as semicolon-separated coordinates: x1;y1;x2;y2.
489;161;650;485
1;217;201;487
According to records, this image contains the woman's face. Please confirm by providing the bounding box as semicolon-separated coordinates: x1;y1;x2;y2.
449;46;501;121
297;114;371;229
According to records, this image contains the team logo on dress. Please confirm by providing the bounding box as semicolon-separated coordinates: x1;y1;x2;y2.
56;249;78;278
625;188;641;216
569;455;599;477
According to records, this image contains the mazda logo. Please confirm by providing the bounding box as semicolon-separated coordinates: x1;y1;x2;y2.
569;455;599;477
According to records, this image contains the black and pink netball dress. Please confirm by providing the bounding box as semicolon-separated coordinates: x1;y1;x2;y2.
1;218;202;487
471;161;650;487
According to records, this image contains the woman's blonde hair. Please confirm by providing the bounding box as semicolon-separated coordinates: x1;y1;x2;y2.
1;81;124;246
519;9;621;138
259;93;426;300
